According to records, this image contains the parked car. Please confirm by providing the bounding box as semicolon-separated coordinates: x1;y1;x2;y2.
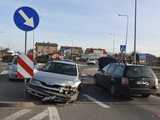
87;59;97;65
25;61;81;102
8;56;20;80
94;63;159;98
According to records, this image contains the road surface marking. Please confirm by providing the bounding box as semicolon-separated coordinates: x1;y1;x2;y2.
3;109;31;120
150;95;160;100
84;94;110;108
29;109;48;120
48;107;61;120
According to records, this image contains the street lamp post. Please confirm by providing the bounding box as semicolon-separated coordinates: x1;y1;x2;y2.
134;0;137;64
108;33;116;55
118;14;129;53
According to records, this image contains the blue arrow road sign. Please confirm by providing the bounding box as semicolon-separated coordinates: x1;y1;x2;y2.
14;7;39;31
120;45;126;52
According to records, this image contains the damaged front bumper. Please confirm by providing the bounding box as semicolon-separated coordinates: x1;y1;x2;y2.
25;84;78;102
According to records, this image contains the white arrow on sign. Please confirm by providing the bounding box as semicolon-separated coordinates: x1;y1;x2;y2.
18;9;34;28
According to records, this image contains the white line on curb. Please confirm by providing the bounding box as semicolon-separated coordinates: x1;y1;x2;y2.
3;109;31;120
84;94;110;109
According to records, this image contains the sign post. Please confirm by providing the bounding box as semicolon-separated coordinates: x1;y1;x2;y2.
25;32;27;54
14;6;39;97
120;45;126;63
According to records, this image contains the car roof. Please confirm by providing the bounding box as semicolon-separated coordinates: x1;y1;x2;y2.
111;63;146;67
125;64;145;67
49;60;77;66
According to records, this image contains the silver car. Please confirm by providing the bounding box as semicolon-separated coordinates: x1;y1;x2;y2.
8;56;19;80
25;61;81;102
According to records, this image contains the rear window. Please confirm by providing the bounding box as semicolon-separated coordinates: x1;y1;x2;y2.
113;66;125;77
126;66;154;78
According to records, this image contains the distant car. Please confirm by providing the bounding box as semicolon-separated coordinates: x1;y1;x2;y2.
8;56;20;80
87;59;97;65
94;63;159;98
25;61;81;102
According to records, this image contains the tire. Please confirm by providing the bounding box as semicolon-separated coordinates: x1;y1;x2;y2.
142;94;150;98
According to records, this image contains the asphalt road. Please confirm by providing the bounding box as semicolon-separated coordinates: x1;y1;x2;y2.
0;68;160;120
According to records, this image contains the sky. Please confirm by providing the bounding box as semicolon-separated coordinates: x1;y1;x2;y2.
0;0;160;56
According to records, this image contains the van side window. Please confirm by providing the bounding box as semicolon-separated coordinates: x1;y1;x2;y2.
113;65;124;77
107;64;115;74
102;65;110;73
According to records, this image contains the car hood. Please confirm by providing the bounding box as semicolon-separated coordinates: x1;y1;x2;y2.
34;71;81;87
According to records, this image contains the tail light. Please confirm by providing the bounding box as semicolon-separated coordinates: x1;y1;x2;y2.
121;77;129;85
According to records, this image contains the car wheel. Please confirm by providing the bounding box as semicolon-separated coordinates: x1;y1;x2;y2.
142;94;150;98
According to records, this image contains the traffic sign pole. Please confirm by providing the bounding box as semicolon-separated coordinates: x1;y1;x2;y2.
25;31;27;54
14;7;39;98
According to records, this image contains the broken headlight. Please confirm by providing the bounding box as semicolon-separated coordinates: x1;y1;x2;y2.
59;86;77;94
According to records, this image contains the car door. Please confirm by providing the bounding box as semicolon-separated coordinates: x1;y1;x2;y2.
111;65;125;92
102;64;116;89
96;64;110;87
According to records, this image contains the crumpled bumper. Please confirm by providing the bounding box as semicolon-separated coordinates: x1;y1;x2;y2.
25;84;74;102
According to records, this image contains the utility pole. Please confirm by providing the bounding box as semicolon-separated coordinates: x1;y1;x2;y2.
134;0;137;64
108;33;116;55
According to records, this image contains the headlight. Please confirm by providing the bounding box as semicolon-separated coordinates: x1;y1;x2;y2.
59;87;64;93
60;86;77;93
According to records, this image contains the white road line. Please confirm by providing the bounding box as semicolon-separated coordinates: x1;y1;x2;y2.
84;94;110;109
150;95;160;100
29;109;48;120
48;107;61;120
3;109;31;120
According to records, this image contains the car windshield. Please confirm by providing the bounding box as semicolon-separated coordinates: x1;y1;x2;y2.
44;62;77;76
126;66;154;78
